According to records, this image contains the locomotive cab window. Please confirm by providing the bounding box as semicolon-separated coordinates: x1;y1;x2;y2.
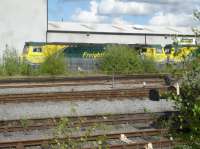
33;47;42;52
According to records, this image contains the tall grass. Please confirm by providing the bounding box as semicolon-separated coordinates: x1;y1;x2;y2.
39;52;67;75
142;58;158;73
2;48;19;76
0;48;67;76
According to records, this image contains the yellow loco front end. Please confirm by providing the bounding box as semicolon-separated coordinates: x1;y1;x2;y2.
22;42;67;65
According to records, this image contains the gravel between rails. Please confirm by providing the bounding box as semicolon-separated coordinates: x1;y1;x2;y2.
0;123;162;143
0;98;175;121
0;83;164;95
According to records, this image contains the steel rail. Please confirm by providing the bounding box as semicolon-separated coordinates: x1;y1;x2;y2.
0;112;171;133
0;74;169;84
0;79;165;89
0;87;168;103
0;129;169;148
97;140;173;149
0;76;166;89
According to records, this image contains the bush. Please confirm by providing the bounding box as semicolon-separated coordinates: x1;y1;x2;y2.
39;52;67;75
167;61;200;148
0;48;68;76
142;58;157;73
19;62;35;76
100;45;157;74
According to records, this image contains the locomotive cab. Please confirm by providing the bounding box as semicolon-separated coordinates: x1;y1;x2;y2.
22;42;67;65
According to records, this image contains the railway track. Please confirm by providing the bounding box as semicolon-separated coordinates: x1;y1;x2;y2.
0;74;171;103
0;112;172;133
0;75;174;148
0;87;168;103
0;74;169;83
0;74;169;89
0;129;171;149
97;140;173;149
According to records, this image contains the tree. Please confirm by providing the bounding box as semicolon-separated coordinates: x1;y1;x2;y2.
167;61;200;148
166;10;200;148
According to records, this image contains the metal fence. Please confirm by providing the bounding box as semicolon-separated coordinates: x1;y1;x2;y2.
66;57;187;73
67;58;100;72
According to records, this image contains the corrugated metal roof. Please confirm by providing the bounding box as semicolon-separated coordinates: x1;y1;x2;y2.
48;21;194;35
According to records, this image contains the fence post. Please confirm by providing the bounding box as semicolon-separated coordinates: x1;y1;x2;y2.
112;72;115;88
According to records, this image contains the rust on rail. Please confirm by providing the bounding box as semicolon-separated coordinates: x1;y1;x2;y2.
0;129;169;148
0;112;174;133
0;87;168;103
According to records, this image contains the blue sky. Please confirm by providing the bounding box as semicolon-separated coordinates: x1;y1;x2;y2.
48;0;199;26
49;0;89;21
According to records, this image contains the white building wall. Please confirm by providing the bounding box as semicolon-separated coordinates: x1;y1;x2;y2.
47;32;177;46
47;32;146;44
0;0;47;57
146;35;174;46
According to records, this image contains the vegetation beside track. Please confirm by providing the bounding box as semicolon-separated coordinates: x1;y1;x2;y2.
0;48;67;76
0;45;195;77
100;45;157;74
163;10;200;149
51;109;170;149
0;111;172;148
164;59;200;148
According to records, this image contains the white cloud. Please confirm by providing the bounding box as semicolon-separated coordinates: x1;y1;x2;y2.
71;0;106;23
133;0;200;4
98;0;157;16
69;0;199;26
149;12;195;26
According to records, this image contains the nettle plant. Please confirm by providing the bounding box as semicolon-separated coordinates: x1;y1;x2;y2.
52;117;110;149
51;107;110;149
167;60;200;148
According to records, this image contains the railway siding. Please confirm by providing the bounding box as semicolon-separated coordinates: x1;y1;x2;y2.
0;128;170;148
0;75;176;148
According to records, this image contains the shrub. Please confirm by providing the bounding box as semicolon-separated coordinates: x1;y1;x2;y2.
100;45;144;74
100;45;158;74
19;61;35;76
39;52;67;75
167;61;200;148
142;58;158;73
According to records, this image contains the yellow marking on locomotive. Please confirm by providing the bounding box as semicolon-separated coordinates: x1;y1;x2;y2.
143;45;199;63
144;46;167;62
22;43;67;65
82;51;104;59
